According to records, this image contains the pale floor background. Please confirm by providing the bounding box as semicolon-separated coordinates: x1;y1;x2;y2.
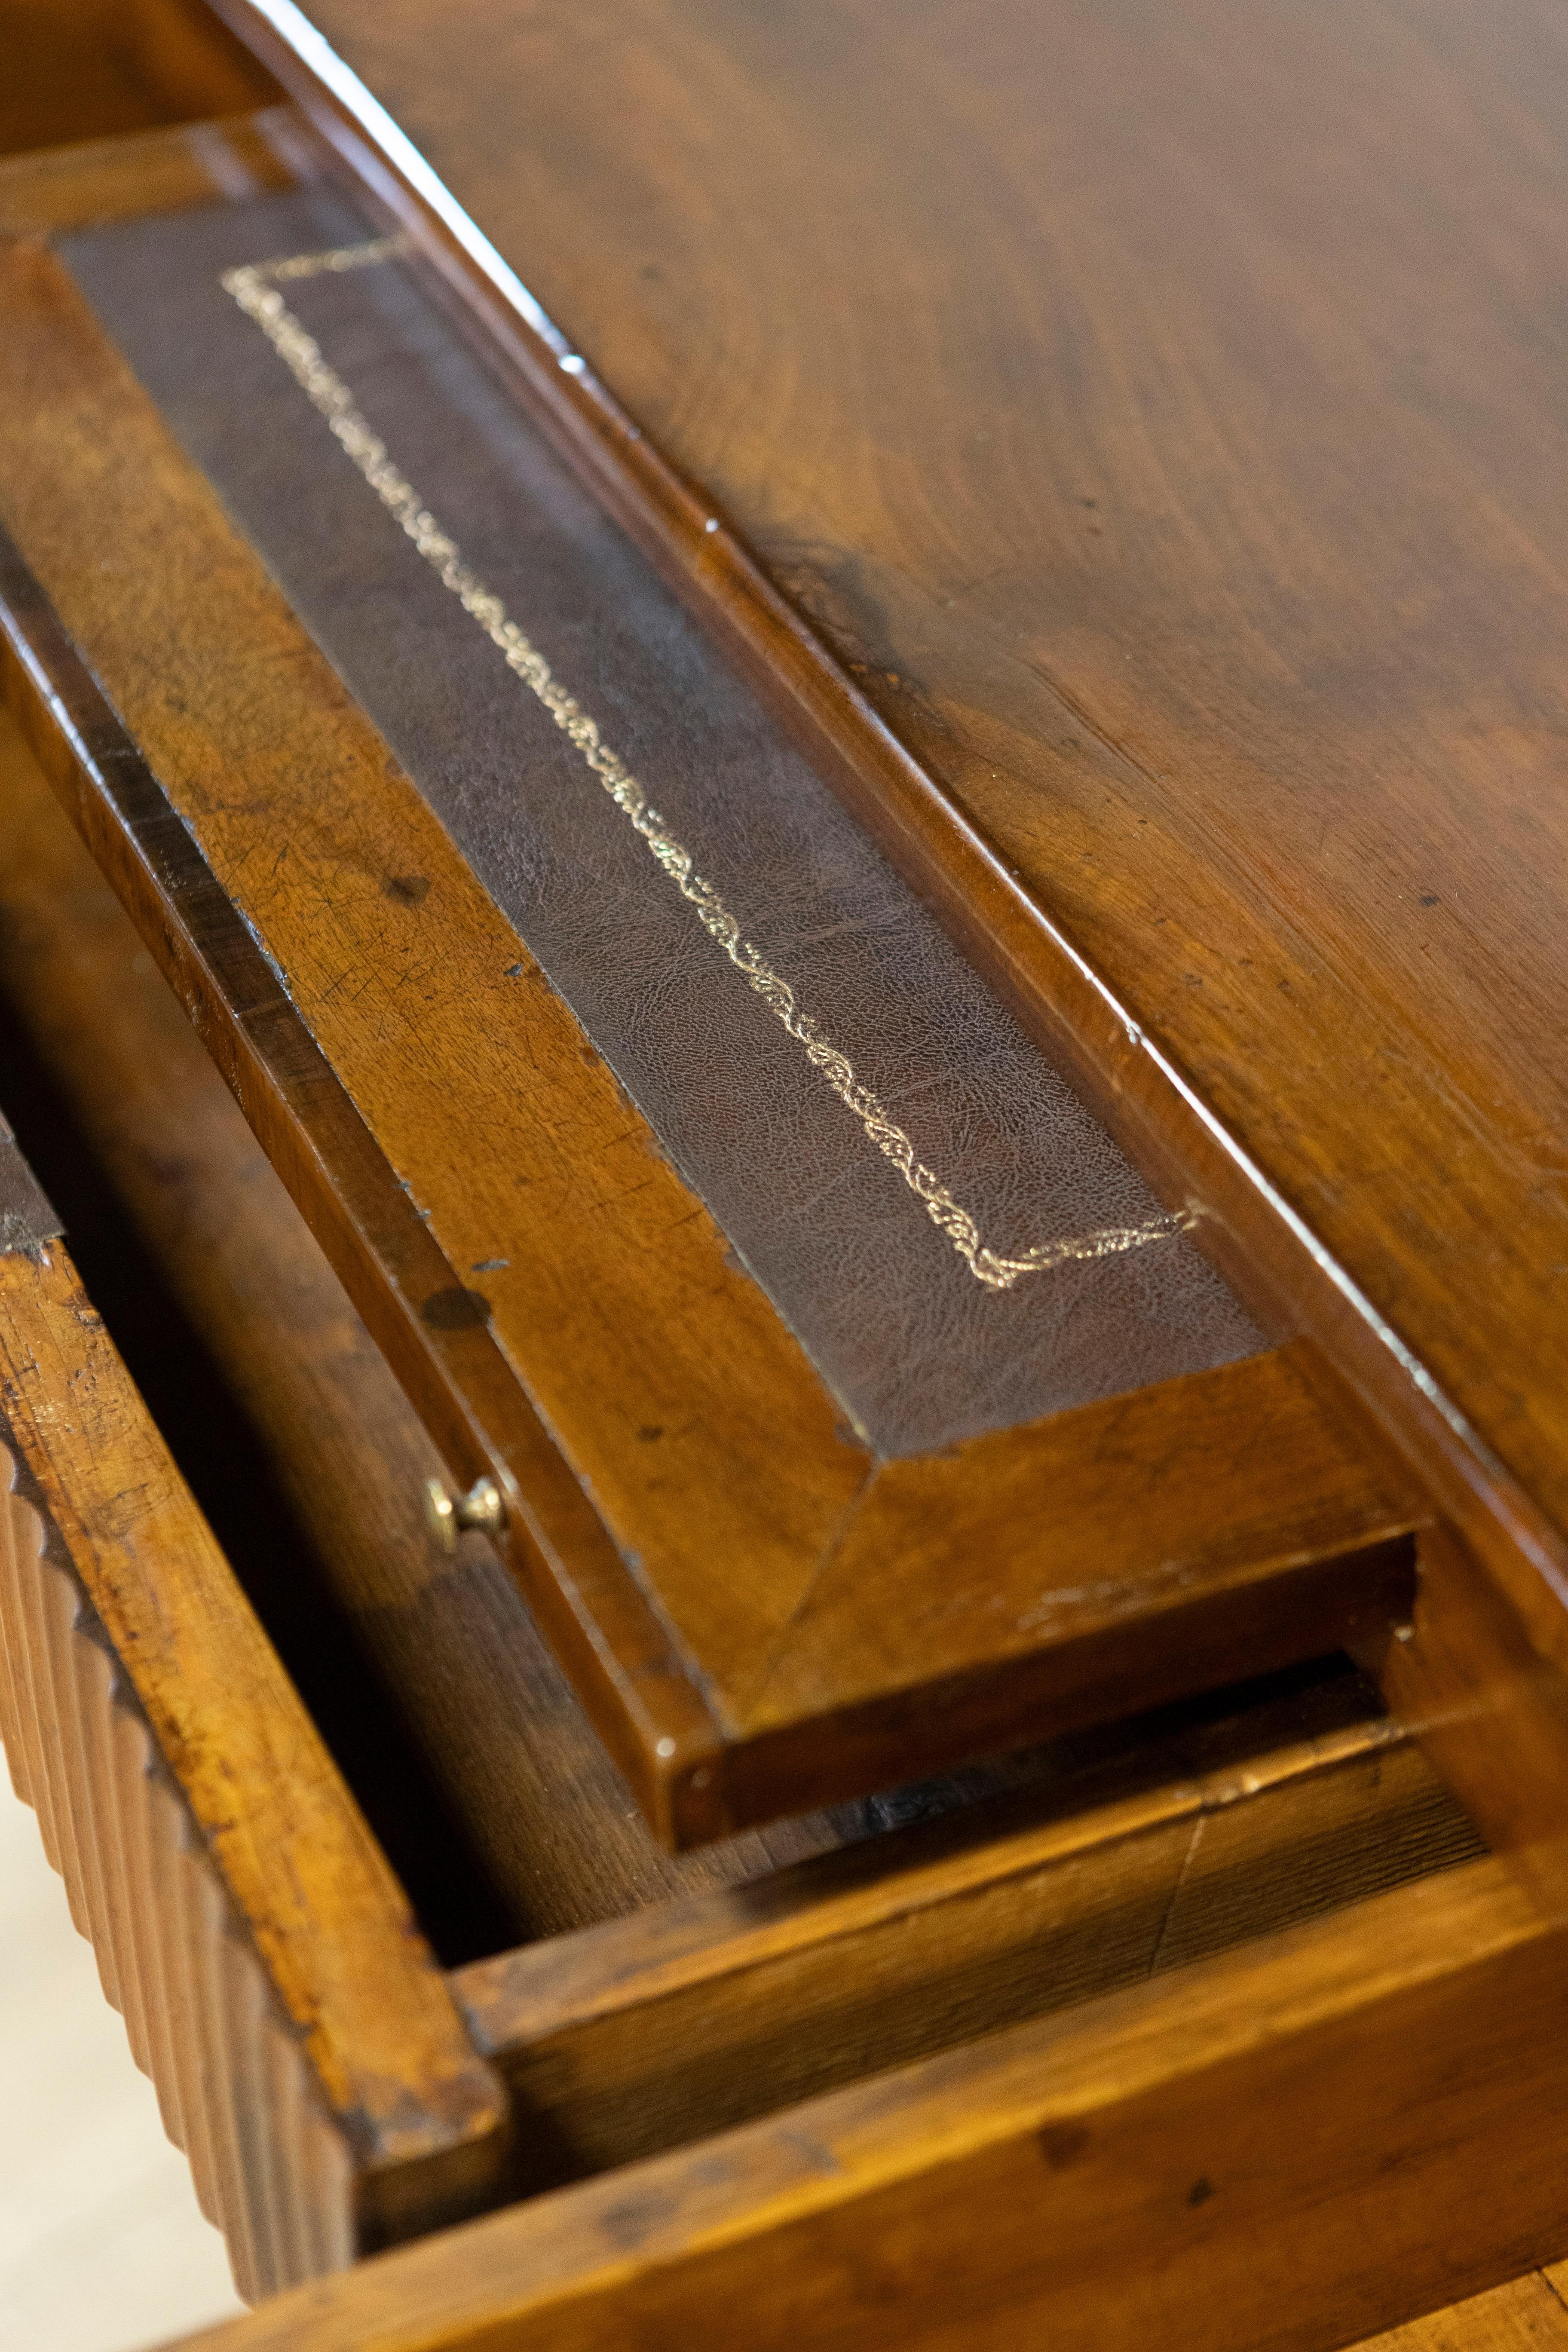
0;1758;246;2351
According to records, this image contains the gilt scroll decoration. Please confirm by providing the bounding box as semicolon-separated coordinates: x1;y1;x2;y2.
223;239;1192;1294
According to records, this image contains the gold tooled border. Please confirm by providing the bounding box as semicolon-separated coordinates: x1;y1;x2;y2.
222;239;1191;1293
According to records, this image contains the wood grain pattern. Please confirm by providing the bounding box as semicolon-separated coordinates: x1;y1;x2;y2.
0;1244;507;2254
0;224;1421;1836
456;1712;1482;2192
0;108;301;240
1355;2279;1568;2352
163;1856;1568;2352
0;0;276;159
0;1472;352;2302
212;0;1568;1687
723;1349;1416;1816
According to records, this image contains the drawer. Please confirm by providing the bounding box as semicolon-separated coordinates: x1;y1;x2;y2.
2;31;1568;2352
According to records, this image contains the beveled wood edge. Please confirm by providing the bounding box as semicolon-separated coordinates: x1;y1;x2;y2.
719;1343;1421;1746
0;521;729;1847
200;6;1568;1677
0;1471;355;2297
0;106;305;238
452;1708;1416;2047
160;1856;1568;2352
0;1238;508;2240
722;1536;1418;1832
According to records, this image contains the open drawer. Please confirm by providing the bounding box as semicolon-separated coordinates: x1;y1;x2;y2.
4;1171;1568;2347
0;713;1563;2345
3;80;1564;1901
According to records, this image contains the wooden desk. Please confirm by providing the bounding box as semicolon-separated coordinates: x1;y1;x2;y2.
0;3;1566;2347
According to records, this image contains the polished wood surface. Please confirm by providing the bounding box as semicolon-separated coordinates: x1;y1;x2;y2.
222;0;1568;1672
0;174;1420;1840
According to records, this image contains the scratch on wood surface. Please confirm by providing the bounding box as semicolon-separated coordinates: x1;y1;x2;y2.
1146;1811;1206;1979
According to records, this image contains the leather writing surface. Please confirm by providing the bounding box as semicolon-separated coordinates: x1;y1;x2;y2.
64;189;1262;1457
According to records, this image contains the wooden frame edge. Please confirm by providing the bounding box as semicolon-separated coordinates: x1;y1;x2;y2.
0;1238;510;2258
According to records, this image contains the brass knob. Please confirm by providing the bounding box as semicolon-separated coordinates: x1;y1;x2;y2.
424;1475;505;1554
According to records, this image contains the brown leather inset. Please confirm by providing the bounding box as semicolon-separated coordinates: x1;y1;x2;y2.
63;188;1263;1456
